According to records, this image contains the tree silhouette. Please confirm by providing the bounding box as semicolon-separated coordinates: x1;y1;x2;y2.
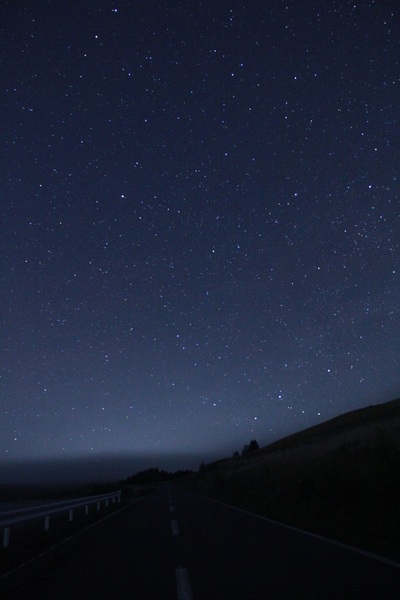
242;439;259;456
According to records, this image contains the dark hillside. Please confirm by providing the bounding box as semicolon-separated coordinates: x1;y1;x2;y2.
183;398;400;561
261;397;400;451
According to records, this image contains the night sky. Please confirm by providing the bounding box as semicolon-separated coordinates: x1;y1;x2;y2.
1;1;400;484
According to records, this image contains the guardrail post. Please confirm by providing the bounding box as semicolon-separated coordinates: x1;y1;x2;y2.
3;527;10;548
1;490;120;544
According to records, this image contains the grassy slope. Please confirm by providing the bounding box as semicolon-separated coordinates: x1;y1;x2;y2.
183;398;400;561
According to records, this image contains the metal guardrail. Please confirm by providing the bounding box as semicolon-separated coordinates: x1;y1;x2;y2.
1;490;121;548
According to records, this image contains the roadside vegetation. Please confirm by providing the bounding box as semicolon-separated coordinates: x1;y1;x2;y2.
182;398;400;562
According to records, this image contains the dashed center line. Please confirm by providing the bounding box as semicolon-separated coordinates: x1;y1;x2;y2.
171;519;179;536
176;566;194;600
169;495;194;598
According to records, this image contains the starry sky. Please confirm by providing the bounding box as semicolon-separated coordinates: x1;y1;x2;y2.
1;0;400;484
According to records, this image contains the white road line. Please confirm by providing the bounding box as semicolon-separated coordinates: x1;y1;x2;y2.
176;566;194;600
171;519;179;535
1;497;144;580
200;493;400;569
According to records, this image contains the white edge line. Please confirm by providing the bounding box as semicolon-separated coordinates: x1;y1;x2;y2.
188;491;400;569
176;566;194;600
1;497;144;580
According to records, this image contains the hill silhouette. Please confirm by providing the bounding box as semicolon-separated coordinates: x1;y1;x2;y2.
183;397;400;561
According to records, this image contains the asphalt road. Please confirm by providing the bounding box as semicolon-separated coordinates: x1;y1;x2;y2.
1;485;399;599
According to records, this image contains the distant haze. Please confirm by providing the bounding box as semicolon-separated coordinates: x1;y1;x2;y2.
0;452;205;485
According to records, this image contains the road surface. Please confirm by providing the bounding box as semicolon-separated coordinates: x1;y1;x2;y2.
1;484;399;599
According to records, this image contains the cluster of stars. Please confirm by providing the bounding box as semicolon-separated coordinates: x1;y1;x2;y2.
1;1;399;482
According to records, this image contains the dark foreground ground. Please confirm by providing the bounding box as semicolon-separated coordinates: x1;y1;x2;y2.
1;485;400;599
